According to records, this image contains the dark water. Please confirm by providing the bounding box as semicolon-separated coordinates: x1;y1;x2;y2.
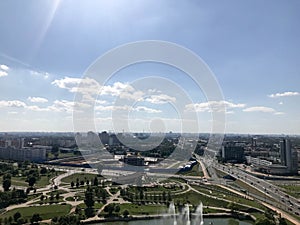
98;218;252;225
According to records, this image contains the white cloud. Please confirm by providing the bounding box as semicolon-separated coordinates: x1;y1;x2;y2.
133;106;162;113
268;91;299;98
0;71;8;77
28;97;48;103
52;76;100;95
243;106;276;113
100;82;129;96
0;64;9;71
279;102;283;105
95;105;161;114
52;78;144;102
0;100;26;108
185;100;245;113
95;100;107;105
148;89;161;93
95;105;131;112
26;100;90;113
274;112;285;115
100;82;144;101
50;100;90;113
26;105;49;112
145;94;176;104
30;70;49;79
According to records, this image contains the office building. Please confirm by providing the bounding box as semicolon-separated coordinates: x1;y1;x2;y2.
221;142;245;163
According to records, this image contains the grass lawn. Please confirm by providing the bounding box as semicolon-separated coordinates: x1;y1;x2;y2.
0;176;27;187
78;202;104;209
172;190;228;208
0;171;64;188
278;184;300;198
229;179;270;200
191;184;267;211
35;172;62;188
61;173;102;184
119;203;167;216
0;204;71;221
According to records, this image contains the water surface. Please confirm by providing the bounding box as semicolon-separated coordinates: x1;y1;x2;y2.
99;217;252;225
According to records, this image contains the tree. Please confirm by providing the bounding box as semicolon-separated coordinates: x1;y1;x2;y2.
30;213;42;224
278;217;288;225
93;177;98;186
264;209;275;221
56;193;60;201
84;207;94;218
50;192;54;202
104;204;115;216
162;191;166;202
54;152;59;158
52;215;80;225
51;145;59;154
2;173;11;191
167;191;172;202
2;178;11;192
75;206;81;215
84;189;94;208
123;209;129;218
40;167;47;175
255;217;275;225
139;190;144;201
115;205;120;214
84;187;95;217
27;176;37;187
71;181;74;188
13;212;21;222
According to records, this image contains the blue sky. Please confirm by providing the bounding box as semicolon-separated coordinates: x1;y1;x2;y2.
0;0;299;134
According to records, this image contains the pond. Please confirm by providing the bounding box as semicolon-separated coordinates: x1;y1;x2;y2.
97;217;252;225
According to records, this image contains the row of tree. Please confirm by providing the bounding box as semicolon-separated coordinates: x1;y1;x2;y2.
120;187;172;203
0;212;42;225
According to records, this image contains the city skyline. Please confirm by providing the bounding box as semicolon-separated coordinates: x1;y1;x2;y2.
0;1;300;134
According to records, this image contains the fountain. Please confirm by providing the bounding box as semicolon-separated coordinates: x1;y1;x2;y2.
195;202;204;225
168;202;177;225
184;204;191;225
167;202;204;225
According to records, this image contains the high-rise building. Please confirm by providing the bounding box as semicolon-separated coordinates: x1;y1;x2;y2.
280;139;298;175
99;131;109;145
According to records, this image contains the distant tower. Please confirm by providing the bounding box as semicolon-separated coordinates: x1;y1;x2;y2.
251;138;257;149
280;139;289;166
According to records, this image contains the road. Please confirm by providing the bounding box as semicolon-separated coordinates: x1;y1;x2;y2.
207;159;300;221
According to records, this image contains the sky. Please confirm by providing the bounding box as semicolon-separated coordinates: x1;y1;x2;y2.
0;0;299;134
